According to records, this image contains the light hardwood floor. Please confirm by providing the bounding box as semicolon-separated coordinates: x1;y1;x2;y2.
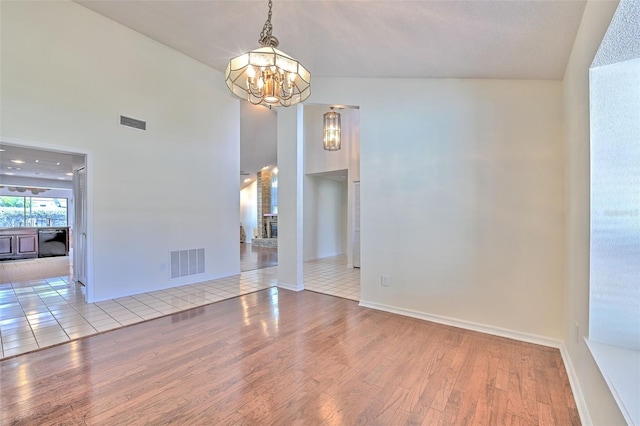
1;288;579;425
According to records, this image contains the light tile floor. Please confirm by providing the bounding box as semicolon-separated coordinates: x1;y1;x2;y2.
304;255;361;301
0;255;360;359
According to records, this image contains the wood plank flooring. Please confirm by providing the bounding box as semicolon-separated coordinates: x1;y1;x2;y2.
0;288;580;425
240;243;278;272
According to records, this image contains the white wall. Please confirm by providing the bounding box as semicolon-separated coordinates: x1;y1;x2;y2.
303;176;346;261
240;180;257;243
240;101;277;175
304;105;350;174
309;78;565;339
303;105;360;265
1;1;240;302
563;0;627;423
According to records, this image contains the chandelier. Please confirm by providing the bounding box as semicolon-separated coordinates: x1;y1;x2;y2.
323;107;341;151
225;0;310;107
1;186;49;195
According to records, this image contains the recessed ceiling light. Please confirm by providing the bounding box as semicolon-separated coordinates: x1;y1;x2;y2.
0;149;5;152
11;160;25;164
56;162;61;165
57;177;66;180
35;160;39;163
5;172;14;175
65;173;73;176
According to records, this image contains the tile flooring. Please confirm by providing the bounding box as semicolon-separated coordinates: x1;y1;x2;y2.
0;254;360;359
304;255;361;301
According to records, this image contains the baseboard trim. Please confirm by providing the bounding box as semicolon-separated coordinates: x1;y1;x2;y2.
358;299;590;425
277;282;304;292
359;300;562;348
559;343;593;426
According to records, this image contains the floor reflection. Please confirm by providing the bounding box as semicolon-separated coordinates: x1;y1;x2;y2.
240;243;277;272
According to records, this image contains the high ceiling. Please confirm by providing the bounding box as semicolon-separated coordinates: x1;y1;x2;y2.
72;0;589;190
75;0;588;80
3;1;592;192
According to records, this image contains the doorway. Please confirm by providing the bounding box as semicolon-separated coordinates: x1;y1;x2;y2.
0;141;89;299
240;165;279;272
239;101;278;272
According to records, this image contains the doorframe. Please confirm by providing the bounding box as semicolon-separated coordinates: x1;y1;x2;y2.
352;180;361;269
0;137;94;302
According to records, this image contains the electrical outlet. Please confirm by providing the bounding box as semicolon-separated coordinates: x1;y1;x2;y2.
381;275;389;286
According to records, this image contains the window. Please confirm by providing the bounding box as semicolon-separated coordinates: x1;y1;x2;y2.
587;1;639;423
0;196;68;227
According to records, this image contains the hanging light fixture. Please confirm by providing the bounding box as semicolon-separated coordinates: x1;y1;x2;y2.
7;186;48;195
225;0;310;108
323;107;341;151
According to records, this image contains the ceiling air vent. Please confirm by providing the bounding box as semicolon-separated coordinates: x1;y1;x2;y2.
120;115;146;131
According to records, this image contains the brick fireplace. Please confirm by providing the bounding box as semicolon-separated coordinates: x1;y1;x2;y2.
253;169;277;248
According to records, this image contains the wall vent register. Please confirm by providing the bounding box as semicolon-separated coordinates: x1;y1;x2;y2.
120;115;146;131
170;248;205;279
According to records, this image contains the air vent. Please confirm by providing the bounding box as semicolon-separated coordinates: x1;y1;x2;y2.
120;115;146;131
170;248;205;279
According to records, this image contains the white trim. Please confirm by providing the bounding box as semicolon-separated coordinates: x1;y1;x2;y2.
560;343;593;426
277;282;304;292
359;299;562;348
358;299;592;425
586;339;638;425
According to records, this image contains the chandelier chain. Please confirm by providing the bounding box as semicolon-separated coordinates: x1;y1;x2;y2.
259;0;275;46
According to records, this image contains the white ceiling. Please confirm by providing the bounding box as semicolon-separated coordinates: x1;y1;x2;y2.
4;1;592;193
73;0;589;190
75;0;588;80
0;144;84;189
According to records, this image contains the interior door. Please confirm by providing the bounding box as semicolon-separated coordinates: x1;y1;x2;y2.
353;181;361;268
73;166;88;289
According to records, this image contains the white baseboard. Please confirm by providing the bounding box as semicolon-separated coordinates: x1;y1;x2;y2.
359;299;562;348
277;282;304;292
560;344;593;426
360;300;593;426
358;299;590;425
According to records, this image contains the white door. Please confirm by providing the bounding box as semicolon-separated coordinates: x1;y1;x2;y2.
353;181;361;268
73;166;88;290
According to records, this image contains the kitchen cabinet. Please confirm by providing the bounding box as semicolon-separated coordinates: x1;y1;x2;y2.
0;228;38;260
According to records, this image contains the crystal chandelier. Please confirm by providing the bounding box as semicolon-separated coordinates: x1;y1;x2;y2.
225;0;310;108
323;107;341;151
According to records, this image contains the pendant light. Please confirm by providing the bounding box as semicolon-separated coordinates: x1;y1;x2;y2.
225;0;310;108
323;107;341;151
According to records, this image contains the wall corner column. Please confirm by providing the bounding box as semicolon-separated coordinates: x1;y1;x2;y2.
277;105;304;291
